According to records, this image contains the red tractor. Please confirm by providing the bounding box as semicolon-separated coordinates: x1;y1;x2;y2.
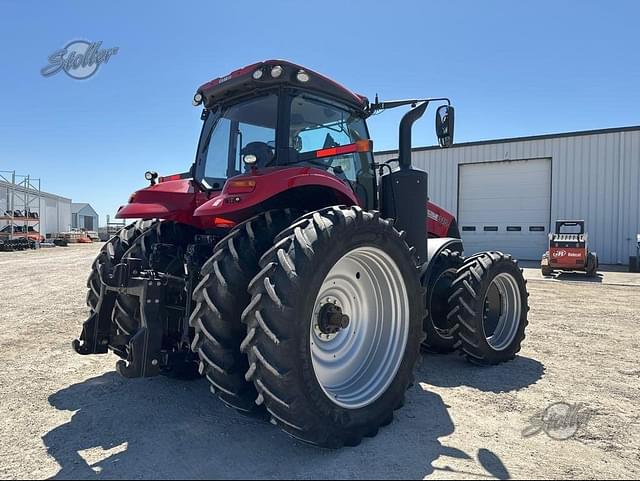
74;60;529;448
541;220;598;277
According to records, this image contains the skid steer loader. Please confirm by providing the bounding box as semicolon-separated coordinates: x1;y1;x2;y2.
541;220;598;277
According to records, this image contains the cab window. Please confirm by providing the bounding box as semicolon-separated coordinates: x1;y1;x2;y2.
198;93;278;189
289;95;371;183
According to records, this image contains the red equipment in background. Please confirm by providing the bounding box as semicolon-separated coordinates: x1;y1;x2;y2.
541;220;598;277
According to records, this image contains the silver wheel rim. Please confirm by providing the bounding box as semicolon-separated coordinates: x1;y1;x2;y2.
482;273;522;351
310;246;410;410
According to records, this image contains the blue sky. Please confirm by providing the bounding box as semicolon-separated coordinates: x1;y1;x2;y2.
1;0;639;222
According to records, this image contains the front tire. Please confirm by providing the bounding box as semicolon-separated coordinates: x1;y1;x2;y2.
448;252;529;365
241;206;424;448
421;249;464;353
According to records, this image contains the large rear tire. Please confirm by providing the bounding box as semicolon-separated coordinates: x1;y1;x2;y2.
421;249;464;353
190;209;302;413
241;206;424;448
448;252;529;365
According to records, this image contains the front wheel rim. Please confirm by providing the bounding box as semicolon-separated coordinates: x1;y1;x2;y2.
310;246;410;410
482;273;522;351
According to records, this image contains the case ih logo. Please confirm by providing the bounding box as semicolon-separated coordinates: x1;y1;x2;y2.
41;40;119;80
552;250;568;258
428;209;451;227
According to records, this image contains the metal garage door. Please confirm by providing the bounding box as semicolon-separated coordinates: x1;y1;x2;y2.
458;158;551;260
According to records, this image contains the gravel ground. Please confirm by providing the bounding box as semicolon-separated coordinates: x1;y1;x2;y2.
0;244;639;480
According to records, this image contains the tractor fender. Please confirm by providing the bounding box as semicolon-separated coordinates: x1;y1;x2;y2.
421;237;464;284
115;179;210;229
194;166;360;221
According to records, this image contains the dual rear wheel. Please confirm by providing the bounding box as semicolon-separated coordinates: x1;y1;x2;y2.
194;206;529;447
192;206;423;447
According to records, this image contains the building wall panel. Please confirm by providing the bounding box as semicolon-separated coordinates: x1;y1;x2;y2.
376;128;640;264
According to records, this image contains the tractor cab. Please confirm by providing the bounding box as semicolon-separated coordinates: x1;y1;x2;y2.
189;60;456;263
192;60;377;209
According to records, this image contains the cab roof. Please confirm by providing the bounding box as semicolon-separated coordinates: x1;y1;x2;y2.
196;60;369;112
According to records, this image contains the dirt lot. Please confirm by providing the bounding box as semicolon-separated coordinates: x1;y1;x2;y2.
0;244;639;480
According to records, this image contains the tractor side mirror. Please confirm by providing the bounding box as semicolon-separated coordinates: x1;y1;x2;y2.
436;105;455;148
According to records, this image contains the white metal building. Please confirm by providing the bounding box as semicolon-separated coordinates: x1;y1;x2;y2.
71;203;99;231
376;126;640;264
0;180;72;238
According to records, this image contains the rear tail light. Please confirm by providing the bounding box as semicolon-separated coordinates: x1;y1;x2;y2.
214;217;236;228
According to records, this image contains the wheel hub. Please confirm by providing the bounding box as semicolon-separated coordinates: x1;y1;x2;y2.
317;303;350;335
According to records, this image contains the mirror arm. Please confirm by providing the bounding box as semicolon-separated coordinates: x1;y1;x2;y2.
368;97;450;115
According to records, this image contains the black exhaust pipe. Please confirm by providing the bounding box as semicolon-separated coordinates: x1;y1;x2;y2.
381;102;429;264
398;102;428;169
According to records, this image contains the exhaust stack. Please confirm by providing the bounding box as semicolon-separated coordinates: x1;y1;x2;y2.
380;103;429;264
398;102;428;169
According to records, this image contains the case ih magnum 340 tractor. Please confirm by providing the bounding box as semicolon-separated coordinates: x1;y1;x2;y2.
74;60;529;447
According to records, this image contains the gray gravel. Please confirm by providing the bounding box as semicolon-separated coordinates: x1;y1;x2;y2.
0;244;639;479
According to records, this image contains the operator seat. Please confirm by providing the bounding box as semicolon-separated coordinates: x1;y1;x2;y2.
241;141;275;169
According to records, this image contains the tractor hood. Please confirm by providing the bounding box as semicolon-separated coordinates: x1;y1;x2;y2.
116;178;211;228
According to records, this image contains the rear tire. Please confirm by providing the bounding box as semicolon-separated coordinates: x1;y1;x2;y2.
448;252;529;365
190;209;302;413
241;206;424;448
421;249;464;353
